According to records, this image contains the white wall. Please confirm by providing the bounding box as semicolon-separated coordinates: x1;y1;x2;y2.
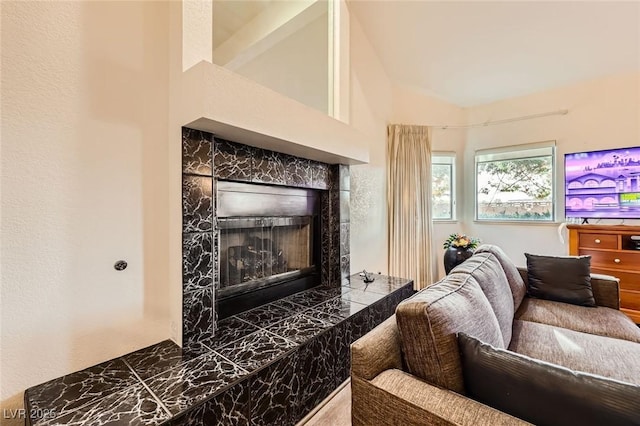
348;11;393;275
235;11;329;114
464;72;640;267
1;2;172;422
348;9;470;281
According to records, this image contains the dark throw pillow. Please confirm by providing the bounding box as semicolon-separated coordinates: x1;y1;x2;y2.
525;253;595;307
458;333;640;426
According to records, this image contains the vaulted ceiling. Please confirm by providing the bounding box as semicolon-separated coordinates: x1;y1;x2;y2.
348;1;640;107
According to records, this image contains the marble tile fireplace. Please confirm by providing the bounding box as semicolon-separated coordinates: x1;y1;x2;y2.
181;128;351;346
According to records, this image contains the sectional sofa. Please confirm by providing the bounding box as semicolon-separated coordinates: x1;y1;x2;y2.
351;245;640;425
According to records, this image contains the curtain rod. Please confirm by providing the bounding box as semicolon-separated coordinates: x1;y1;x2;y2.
438;109;568;130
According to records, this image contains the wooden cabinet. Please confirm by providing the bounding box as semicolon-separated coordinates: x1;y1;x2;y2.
568;225;640;323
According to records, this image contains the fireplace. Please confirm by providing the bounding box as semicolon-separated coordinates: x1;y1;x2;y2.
216;181;320;317
181;128;350;345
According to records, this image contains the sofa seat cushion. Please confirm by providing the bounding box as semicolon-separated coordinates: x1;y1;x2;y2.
475;244;527;310
515;297;640;343
509;320;640;385
368;369;530;426
450;253;514;345
459;333;640;426
396;273;504;394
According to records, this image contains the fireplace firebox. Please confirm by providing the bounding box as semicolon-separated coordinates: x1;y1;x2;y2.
216;181;320;318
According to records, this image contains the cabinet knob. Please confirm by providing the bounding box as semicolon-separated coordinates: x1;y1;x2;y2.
594;239;601;244
614;258;621;263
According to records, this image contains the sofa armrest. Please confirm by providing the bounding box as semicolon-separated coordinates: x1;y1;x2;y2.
352;370;530;426
351;315;403;381
517;267;620;309
590;273;620;310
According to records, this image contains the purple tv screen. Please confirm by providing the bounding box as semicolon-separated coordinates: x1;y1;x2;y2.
565;146;640;219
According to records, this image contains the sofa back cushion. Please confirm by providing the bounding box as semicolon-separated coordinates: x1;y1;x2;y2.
475;244;527;310
450;253;515;345
458;333;640;426
525;253;596;307
395;273;504;394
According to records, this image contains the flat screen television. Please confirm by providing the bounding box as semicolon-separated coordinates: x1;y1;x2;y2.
565;146;640;219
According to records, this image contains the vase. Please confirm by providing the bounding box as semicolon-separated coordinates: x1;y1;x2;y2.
444;246;474;274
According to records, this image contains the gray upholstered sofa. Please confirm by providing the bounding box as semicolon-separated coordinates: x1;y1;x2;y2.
351;245;640;425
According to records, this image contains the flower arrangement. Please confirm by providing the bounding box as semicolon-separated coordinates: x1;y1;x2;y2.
443;233;480;250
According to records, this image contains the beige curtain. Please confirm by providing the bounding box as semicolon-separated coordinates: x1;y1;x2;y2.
387;124;434;290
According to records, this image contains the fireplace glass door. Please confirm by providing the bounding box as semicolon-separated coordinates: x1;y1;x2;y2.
218;216;315;298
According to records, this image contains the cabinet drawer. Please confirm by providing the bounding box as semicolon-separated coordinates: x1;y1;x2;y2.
578;233;618;249
590;268;640;292
621;290;640;311
580;249;640;269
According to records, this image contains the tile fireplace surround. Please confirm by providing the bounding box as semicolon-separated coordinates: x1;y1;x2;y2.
181;128;351;346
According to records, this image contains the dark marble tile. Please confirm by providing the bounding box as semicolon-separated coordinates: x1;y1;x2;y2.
203;316;259;350
25;358;139;419
250;352;298;426
182;128;213;176
213;138;253;181
311;161;329;190
328;164;339;191
271;298;310;315
284;287;349;308
252;148;286;185
329;251;341;288
236;302;292;327
341;288;386;307
34;384;169;426
296;329;336;410
285;156;312;187
145;351;247;415
338;164;350;191
367;299;392;332
340;223;350;256
266;313;334;344
329;189;340;221
216;329;297;373
345;274;413;296
333;320;352;387
182;175;213;233
183;288;214;346
309;296;367;321
350;307;373;342
170;380;250;426
320;192;332;286
182;232;212;293
123;340;209;381
339;190;350;223
303;308;342;325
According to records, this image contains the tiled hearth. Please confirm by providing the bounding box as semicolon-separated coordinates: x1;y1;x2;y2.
25;275;414;425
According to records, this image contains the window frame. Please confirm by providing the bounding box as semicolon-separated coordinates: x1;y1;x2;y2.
474;141;556;223
432;152;456;222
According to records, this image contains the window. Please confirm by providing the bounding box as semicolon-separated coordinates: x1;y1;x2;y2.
432;153;456;220
475;142;555;222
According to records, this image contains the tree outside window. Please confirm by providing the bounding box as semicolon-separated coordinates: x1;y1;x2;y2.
476;144;555;221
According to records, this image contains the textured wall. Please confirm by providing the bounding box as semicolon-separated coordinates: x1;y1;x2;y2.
1;2;171;423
